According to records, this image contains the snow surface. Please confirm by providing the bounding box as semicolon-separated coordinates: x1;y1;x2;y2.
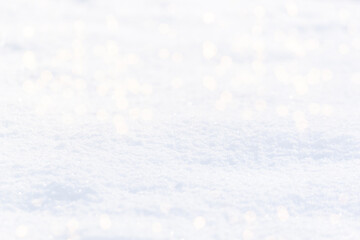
1;0;360;239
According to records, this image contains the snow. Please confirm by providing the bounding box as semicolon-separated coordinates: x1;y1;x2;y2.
1;0;360;239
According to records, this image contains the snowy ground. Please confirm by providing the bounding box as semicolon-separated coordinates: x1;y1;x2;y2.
1;0;360;239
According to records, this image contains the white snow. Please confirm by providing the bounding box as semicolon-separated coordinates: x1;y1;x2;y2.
1;0;360;239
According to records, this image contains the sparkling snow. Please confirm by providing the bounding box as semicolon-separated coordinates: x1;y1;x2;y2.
1;0;360;239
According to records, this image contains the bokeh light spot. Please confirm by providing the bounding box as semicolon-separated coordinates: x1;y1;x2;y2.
193;216;206;229
243;229;254;240
16;225;28;238
203;76;217;91
244;211;257;223
203;12;215;24
203;41;217;59
99;214;112;230
277;206;289;221
23;51;37;71
152;222;162;233
67;219;79;233
276;105;289;117
113;115;129;135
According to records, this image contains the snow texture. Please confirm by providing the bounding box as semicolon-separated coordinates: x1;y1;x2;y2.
1;0;360;239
